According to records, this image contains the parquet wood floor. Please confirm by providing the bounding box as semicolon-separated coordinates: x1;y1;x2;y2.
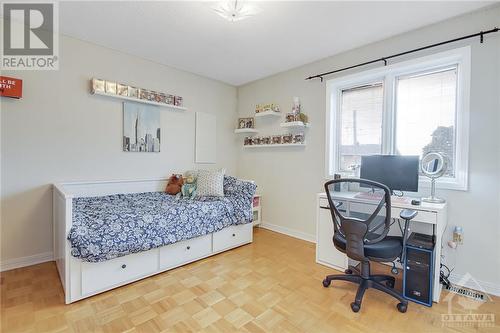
1;228;499;332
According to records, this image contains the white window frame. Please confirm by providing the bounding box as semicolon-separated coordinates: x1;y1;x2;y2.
326;46;471;191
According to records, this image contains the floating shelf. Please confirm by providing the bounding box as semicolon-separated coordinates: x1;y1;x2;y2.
254;111;281;118
91;90;187;111
280;121;310;128
234;128;258;134
243;143;306;148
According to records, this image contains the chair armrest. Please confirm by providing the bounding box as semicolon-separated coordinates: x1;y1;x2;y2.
400;209;418;221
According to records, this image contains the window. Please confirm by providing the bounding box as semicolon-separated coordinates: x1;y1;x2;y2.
339;83;384;171
395;68;457;177
326;47;470;190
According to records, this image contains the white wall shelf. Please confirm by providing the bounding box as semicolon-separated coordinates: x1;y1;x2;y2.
91;90;187;111
254;111;281;118
234;128;259;134
243;143;306;148
280;121;310;128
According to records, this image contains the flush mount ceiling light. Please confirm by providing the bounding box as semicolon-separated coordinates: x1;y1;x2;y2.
211;1;260;22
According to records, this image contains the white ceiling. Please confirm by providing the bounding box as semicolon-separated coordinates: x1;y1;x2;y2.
60;1;492;86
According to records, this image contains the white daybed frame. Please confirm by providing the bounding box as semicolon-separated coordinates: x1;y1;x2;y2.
53;179;253;304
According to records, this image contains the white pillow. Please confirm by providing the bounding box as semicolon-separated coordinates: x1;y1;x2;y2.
196;169;225;197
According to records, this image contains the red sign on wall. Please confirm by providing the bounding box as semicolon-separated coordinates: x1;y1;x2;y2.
0;76;23;99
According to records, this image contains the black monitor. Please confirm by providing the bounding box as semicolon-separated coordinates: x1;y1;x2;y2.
360;155;419;193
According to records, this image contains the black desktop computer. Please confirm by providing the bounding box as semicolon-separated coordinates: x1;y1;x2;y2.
403;232;435;307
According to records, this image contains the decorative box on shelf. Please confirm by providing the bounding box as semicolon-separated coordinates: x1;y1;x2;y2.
252;194;261;226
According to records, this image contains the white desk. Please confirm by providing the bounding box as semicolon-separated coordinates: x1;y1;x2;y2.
316;191;447;303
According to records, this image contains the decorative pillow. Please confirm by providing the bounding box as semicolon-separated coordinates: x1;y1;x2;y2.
196;169;225;197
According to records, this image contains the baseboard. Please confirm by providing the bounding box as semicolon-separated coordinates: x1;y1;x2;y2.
449;272;500;297
0;252;54;272
259;222;316;243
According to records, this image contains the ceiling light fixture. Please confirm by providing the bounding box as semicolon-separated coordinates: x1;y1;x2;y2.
212;0;260;22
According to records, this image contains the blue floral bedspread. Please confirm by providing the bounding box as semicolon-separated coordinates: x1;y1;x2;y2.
68;176;256;262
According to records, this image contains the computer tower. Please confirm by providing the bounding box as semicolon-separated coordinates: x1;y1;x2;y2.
403;232;434;307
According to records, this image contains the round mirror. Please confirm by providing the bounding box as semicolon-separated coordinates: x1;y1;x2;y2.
421;152;447;203
421;152;447;178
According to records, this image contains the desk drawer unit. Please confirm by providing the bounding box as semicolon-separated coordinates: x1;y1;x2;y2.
81;249;158;295
159;234;212;270
213;223;252;253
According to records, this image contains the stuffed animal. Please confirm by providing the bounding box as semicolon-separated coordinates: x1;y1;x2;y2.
181;171;197;199
165;174;184;195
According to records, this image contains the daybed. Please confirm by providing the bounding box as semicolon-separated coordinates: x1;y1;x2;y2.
53;176;256;304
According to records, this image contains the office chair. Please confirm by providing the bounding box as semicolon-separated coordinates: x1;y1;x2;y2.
322;178;417;313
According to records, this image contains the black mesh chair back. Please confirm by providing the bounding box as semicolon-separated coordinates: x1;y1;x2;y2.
324;178;391;261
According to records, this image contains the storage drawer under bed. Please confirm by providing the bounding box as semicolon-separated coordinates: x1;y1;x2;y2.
159;234;212;270
81;249;159;296
213;223;253;252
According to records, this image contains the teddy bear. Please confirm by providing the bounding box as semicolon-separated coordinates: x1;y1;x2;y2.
165;174;184;195
181;171;197;199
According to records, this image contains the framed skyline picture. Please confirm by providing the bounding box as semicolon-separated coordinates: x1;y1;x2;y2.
123;102;160;152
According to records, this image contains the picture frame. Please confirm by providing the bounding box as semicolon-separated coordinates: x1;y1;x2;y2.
139;89;150;100
92;78;105;93
286;113;298;123
272;135;282;144
293;133;305;144
128;86;139;98
282;134;293;144
117;83;128;96
238;117;255;129
166;94;175;105
174;96;183;107
105;81;117;94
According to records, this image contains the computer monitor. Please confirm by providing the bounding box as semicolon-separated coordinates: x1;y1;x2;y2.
360;155;419;193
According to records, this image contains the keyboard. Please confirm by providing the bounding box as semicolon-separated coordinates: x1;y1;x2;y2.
354;192;409;204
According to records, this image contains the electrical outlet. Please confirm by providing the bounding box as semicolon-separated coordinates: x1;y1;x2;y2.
453;226;463;245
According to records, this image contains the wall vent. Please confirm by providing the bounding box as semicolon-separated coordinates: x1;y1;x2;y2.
445;284;486;302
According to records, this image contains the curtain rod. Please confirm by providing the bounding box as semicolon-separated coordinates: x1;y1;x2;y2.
305;27;499;82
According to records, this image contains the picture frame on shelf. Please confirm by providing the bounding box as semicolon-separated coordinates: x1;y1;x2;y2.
139;89;150;100
282;134;293;144
166;94;175;105
272;135;282;144
92;78;105;93
117;83;128;96
128;86;139;98
238;117;255;129
293;133;305;144
105;81;117;94
285;113;299;123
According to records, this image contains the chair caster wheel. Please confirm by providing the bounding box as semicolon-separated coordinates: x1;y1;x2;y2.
391;267;399;275
345;269;353;274
386;280;395;288
350;302;361;313
322;279;331;287
397;302;408;313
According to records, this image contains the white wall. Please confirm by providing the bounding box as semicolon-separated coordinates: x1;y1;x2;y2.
1;35;238;265
237;6;500;289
